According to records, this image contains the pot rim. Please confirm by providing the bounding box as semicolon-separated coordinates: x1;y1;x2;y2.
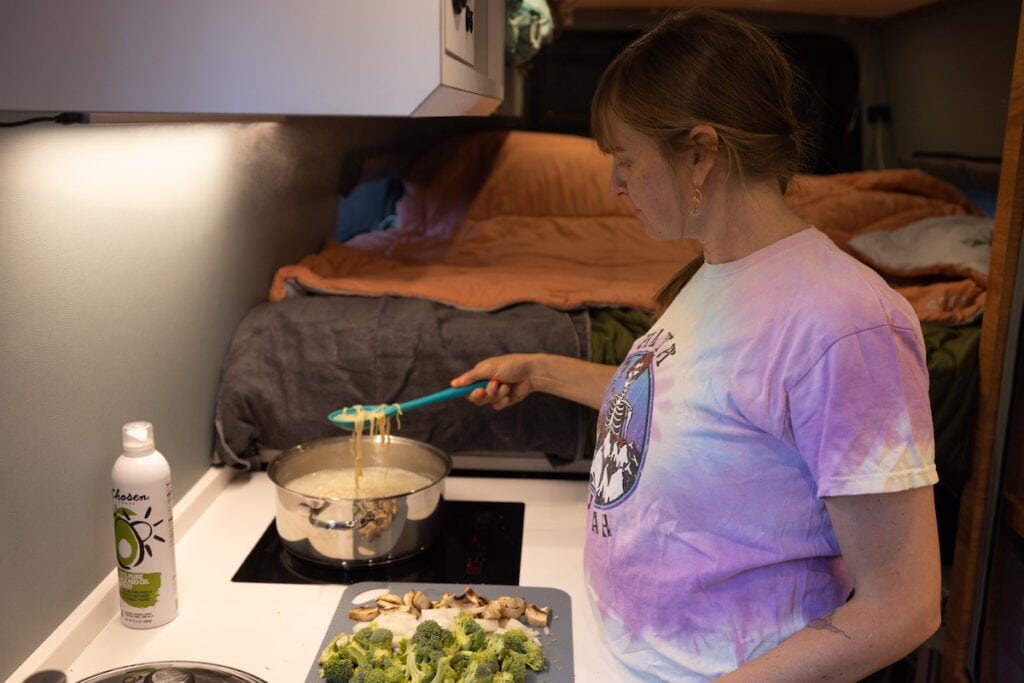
266;434;452;502
76;660;267;683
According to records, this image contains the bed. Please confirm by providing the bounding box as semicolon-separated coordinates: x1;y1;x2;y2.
214;128;988;554
214;129;989;471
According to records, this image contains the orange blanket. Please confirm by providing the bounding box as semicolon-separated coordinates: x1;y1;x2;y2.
785;170;987;324
268;131;984;323
269;131;701;311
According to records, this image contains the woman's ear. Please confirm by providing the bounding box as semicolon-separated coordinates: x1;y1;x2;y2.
688;124;719;185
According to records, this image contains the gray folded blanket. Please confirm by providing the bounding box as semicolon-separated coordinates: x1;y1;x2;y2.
214;295;590;468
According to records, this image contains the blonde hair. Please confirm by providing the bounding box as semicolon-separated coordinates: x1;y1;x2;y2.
591;8;807;313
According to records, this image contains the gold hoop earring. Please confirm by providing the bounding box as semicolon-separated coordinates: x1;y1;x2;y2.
690;186;703;217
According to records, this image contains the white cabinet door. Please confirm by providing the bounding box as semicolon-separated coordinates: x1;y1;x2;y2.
0;0;503;117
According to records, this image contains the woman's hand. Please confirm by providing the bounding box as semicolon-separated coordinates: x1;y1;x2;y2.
451;354;540;410
452;353;616;410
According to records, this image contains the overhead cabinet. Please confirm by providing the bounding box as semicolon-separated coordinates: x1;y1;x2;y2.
0;0;504;117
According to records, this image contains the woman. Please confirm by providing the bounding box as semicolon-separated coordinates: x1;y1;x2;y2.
451;8;941;682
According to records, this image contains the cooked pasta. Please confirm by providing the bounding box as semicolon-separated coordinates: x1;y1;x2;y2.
345;404;402;497
286;466;430;499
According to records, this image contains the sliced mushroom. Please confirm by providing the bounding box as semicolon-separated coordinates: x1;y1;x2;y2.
480;601;504;620
376;593;404;611
410;590;433;610
433;592;455;609
395;589;422;617
385;602;419;618
524;604;551;627
495;596;526;619
348;605;380;622
451;592;480;612
362;585;551;631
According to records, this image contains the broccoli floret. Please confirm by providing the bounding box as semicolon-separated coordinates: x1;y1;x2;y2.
406;619;460;683
349;670;376;683
453;613;488;652
476;658;500;675
320;655;355;683
498;650;528;683
353;664;407;683
495;630;545;671
334;633;404;683
353;624;396;650
470;649;500;670
460;657;500;683
339;640;371;670
350;670;388;683
368;647;397;669
380;667;407;683
349;624;398;672
371;656;408;683
322;613;548;683
478;633;508;663
495;628;528;653
319;632;349;664
319;633;371;683
406;645;442;683
449;650;474;676
429;654;455;683
410;619;457;654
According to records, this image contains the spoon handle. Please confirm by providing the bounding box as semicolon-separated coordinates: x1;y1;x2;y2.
398;380;489;412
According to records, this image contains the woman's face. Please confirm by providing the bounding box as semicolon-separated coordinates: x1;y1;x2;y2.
606;116;689;241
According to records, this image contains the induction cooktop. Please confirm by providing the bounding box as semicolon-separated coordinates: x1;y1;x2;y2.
231;500;524;586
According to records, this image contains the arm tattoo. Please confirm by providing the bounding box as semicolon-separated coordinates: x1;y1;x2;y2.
808;611;852;640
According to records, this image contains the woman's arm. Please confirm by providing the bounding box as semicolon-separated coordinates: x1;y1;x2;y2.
717;486;942;682
451;353;615;410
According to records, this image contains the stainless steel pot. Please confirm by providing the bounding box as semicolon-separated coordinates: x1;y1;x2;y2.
267;435;451;566
76;660;267;682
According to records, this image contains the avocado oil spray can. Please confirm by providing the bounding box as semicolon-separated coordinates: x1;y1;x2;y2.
111;421;178;628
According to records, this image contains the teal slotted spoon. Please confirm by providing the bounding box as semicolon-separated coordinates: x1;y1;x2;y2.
328;380;489;430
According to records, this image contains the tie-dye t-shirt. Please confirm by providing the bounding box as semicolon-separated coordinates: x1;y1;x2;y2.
583;228;937;681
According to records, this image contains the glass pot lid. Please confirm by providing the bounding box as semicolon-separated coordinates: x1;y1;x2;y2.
76;661;267;683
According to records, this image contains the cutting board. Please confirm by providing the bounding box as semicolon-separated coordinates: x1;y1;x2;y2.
305;581;574;682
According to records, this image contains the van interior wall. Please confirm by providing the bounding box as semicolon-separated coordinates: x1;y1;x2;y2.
882;0;1021;164
517;0;1019;172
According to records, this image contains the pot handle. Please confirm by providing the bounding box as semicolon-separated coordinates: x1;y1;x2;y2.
302;501;379;530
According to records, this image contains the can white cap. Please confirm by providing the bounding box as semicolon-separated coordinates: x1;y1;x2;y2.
122;421;155;454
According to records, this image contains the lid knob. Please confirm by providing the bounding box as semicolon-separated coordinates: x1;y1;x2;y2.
148;668;194;683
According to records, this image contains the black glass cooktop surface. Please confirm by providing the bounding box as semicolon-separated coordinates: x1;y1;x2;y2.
232;500;524;586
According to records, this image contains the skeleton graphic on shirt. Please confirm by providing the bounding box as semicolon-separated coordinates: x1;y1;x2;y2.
591;350;654;508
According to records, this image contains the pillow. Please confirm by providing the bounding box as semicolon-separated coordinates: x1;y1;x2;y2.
396;130;510;236
848;214;993;279
467;130;635;219
346;130;509;251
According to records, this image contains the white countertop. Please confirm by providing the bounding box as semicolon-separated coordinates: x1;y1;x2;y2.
12;466;624;682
